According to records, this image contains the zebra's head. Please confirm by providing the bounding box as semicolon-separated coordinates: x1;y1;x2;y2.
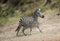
35;8;44;18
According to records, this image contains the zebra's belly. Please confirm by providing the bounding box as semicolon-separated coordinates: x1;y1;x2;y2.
22;21;39;28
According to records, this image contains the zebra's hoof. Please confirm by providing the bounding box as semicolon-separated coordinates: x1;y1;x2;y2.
24;34;27;36
40;30;42;33
16;34;19;36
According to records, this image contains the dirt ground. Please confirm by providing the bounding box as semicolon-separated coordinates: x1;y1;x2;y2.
0;10;60;41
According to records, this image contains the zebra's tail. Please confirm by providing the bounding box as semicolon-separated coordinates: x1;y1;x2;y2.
15;18;23;32
15;25;20;32
15;22;22;32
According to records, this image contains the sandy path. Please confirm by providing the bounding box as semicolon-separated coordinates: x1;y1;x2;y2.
0;15;60;41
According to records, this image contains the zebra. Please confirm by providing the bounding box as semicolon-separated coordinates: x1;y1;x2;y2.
15;8;44;36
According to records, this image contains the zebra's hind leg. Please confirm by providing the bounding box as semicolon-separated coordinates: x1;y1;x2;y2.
15;26;21;36
22;28;27;36
16;29;19;36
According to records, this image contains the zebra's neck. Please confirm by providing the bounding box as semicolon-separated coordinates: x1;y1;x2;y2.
32;14;38;21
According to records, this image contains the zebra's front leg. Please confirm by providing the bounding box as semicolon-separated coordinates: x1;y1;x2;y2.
30;27;32;35
36;25;42;33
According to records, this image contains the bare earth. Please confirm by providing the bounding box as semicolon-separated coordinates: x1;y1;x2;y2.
0;12;60;41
